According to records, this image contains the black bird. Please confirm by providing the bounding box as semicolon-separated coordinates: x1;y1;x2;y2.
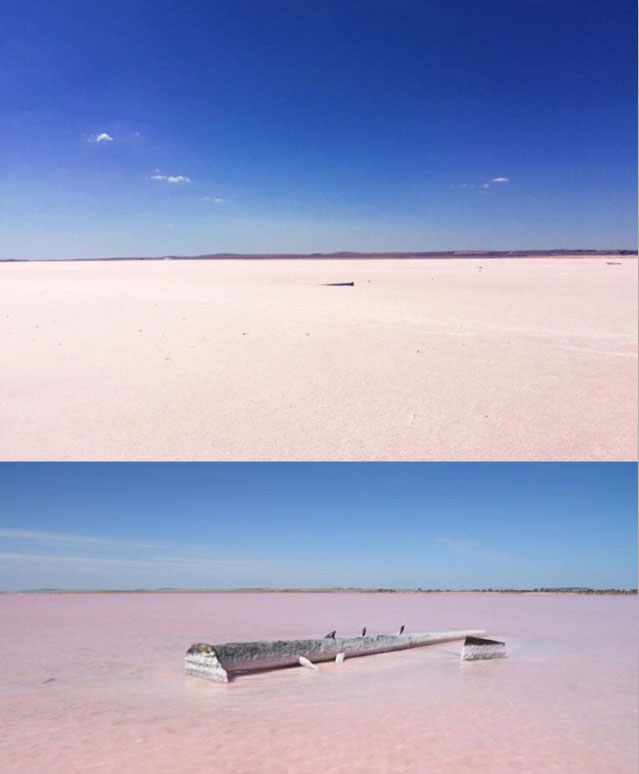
361;627;367;637
398;624;405;635
324;630;336;639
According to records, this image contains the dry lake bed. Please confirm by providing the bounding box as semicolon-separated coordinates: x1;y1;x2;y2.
1;256;636;460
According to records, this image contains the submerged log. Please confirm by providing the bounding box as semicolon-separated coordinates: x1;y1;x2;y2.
460;635;507;661
185;629;486;682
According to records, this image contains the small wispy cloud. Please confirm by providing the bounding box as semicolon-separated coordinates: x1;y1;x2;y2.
90;132;114;143
482;176;510;190
0;528;160;551
0;550;268;570
0;525;344;590
151;174;190;184
0;528;332;575
203;196;225;204
459;176;511;191
437;536;486;557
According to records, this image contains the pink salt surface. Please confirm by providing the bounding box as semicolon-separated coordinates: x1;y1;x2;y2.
1;257;636;461
0;592;636;773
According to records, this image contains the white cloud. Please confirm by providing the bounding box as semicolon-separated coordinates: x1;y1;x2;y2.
457;177;510;191
90;132;114;143
480;177;510;189
204;196;225;203
151;174;190;184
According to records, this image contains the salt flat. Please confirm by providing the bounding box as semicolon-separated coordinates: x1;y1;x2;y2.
1;256;636;460
0;592;636;774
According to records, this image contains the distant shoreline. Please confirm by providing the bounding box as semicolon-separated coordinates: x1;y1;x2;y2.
1;249;636;263
3;587;636;595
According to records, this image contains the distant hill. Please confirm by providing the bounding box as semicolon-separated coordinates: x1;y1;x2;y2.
5;586;637;594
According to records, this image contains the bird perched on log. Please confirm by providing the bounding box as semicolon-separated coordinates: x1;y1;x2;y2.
361;627;367;637
324;630;336;639
398;624;405;635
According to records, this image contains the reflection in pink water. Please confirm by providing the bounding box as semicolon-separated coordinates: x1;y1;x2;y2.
0;592;636;773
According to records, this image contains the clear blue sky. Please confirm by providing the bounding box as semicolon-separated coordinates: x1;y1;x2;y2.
1;0;636;259
0;463;635;590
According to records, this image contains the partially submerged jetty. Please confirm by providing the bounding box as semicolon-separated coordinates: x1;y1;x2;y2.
185;628;499;682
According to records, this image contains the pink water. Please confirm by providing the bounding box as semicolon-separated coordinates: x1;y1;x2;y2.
1;592;636;773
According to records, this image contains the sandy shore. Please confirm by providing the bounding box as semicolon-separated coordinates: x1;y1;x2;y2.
1;257;636;460
1;592;636;773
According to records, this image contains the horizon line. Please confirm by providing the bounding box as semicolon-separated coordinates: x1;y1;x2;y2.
2;586;636;594
1;249;637;263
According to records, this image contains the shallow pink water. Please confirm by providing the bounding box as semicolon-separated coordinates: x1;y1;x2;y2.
1;592;636;773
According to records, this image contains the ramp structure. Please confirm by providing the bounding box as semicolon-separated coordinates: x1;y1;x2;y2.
460;635;507;661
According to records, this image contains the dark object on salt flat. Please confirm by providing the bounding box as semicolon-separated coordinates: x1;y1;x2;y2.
325;630;336;639
323;281;355;286
361;626;367;636
461;635;507;661
185;628;486;682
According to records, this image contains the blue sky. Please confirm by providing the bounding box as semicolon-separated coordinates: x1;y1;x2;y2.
0;463;635;590
1;0;636;259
